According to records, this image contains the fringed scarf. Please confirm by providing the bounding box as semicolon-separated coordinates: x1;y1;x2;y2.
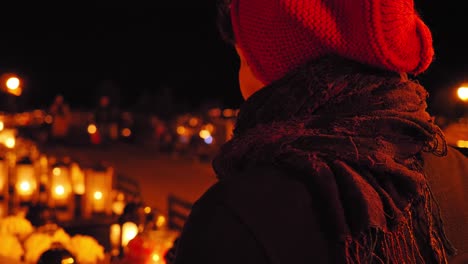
212;56;456;263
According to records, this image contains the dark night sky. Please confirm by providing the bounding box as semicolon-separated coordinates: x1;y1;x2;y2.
0;4;466;115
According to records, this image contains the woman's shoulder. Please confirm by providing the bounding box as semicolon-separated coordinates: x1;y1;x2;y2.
194;166;312;210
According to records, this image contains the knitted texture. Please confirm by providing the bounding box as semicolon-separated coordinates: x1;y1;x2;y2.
230;0;434;85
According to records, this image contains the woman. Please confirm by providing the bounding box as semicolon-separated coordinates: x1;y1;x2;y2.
172;0;468;263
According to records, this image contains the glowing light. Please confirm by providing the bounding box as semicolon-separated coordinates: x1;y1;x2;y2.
156;215;166;228
144;206;151;214
176;126;186;135
93;191;103;200
6;77;20;90
189;117;199;127
87;124;97;134
205;123;214;132
44;115;53;124
458;87;468;101
204;136;213;144
0;121;4;131
457;140;468;148
121;128;131;137
223;108;234;117
199;129;210;139
152;253;160;262
19;181;31;192
208;108;221;117
5;137;15;148
52;167;61;176
54;185;65;196
62;257;75;264
122;222;138;246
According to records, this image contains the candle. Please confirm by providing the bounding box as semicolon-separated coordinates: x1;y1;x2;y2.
15;157;37;200
50;164;72;204
92;190;105;212
84;164;113;215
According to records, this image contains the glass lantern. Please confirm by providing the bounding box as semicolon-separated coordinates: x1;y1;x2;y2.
15;156;38;206
49;161;73;222
84;163;114;217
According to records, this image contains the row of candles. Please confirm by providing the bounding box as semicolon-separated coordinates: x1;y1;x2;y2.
0;128;123;221
0;128;173;261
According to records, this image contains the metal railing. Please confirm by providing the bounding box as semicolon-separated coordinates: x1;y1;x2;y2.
167;194;193;232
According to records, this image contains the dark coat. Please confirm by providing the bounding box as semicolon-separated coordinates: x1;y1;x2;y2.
173;146;468;264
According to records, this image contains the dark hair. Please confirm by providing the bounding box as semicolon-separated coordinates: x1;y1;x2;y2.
216;0;235;45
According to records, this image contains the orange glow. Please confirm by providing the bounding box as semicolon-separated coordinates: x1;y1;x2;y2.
199;129;210;139
121;128;131;137
457;86;468;101
93;191;103;200
6;77;20;90
176;126;186;135
88;124;97;134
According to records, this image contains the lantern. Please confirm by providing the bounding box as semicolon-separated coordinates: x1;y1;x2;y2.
110;202;144;259
15;156;37;204
50;162;72;204
84;163;113;217
0;128;16;149
50;161;73;221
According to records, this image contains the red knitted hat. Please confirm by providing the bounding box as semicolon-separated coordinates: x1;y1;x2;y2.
230;0;434;85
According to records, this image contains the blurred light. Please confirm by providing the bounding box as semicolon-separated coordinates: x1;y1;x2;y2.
457;86;468;101
33;109;44;118
199;129;211;139
156;215;166;228
208;108;221;117
223;109;234;117
55;185;65;196
144;206;151;214
87;124;97;134
457;140;468;148
19;181;31;192
205;123;214;133
176;126;186;135
62;257;75;264
112;200;125;215
5;137;15;148
204;136;213;144
189;117;199;127
6;77;20;90
121;128;131;137
44;115;53;124
0;121;4;131
122;222;138;246
93;191;103;200
52;167;61;176
152;253;160;262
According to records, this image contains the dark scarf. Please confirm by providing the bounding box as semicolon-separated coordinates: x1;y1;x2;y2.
213;56;455;263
